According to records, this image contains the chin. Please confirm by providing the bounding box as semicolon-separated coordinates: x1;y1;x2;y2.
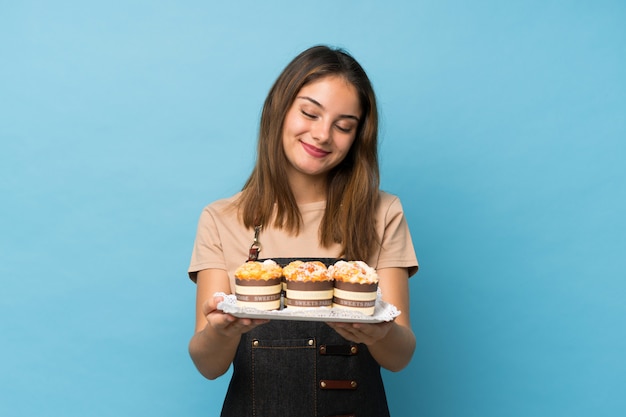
296;166;330;177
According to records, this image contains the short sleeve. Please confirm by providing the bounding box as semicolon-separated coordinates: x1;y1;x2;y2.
374;193;419;277
187;206;228;282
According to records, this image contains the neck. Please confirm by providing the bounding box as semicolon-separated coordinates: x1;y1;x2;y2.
288;172;328;204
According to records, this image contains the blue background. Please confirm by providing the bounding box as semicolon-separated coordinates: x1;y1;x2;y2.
1;1;624;416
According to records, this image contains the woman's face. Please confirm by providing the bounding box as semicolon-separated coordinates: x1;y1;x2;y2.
282;75;362;181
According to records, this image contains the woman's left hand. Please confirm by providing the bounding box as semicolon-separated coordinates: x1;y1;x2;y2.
326;320;394;346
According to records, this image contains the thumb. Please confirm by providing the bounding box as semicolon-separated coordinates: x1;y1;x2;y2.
202;294;225;316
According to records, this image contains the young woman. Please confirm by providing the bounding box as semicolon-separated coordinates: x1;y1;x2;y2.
188;45;418;417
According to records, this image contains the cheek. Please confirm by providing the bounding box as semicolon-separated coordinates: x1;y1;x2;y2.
337;135;357;154
283;108;306;135
287;119;309;136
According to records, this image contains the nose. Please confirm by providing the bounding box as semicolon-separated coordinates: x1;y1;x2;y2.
312;120;332;143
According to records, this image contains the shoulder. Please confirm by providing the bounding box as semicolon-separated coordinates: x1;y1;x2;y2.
202;192;242;215
375;190;412;229
377;190;404;212
196;192;243;229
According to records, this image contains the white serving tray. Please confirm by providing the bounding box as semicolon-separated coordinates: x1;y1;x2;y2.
215;292;400;323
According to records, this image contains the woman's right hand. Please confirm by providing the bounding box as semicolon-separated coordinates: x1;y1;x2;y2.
190;268;267;379
202;294;269;337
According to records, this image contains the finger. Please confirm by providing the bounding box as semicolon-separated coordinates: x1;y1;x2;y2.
221;317;268;336
330;322;382;345
202;295;224;316
329;325;362;343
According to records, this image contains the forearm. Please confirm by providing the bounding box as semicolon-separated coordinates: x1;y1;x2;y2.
189;269;243;379
367;322;416;372
367;267;416;371
189;325;240;380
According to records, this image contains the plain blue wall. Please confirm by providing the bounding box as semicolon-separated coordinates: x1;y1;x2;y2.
1;1;624;416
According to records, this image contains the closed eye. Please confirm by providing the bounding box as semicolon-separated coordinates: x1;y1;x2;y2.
301;110;317;119
335;124;353;133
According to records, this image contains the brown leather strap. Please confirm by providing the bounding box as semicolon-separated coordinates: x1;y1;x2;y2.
319;344;358;356
319;379;358;390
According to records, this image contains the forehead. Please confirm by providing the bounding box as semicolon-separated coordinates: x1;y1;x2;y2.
296;76;361;115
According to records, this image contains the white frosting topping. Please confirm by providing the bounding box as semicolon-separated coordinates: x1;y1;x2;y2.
329;260;378;284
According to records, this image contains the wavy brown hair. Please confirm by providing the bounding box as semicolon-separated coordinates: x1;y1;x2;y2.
238;45;380;261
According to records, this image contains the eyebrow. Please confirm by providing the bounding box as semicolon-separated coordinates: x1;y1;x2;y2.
297;96;361;122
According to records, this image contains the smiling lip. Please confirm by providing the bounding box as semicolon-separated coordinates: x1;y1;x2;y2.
301;141;330;158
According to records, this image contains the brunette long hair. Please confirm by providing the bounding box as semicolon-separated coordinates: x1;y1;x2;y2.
238;45;380;261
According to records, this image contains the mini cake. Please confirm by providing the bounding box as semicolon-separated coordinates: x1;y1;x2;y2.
329;260;379;315
283;260;333;309
234;259;283;311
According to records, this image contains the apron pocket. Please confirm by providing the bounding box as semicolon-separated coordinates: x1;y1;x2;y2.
251;337;317;416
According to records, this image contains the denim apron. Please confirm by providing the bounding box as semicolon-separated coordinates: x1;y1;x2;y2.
220;258;391;417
